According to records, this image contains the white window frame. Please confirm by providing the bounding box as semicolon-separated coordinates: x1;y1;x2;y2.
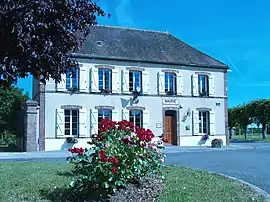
129;71;142;92
165;72;176;93
98;68;112;90
98;109;112;123
198;75;209;96
64;109;79;137
129;110;143;128
198;111;210;134
66;68;79;89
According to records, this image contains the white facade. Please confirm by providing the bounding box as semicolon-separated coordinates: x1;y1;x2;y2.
33;58;228;151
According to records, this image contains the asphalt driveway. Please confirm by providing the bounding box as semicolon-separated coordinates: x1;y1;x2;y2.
165;146;270;193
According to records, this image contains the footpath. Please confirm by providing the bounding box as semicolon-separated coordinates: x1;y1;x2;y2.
0;143;265;160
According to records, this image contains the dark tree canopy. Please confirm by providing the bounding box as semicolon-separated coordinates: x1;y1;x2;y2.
0;86;29;133
0;0;109;85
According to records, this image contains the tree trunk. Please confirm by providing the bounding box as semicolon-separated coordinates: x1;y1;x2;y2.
229;127;232;139
244;126;247;139
262;123;267;139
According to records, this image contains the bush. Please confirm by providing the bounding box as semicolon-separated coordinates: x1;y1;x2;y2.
67;119;166;197
211;138;223;148
0;130;17;147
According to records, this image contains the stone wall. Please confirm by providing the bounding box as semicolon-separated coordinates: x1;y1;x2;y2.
22;100;39;152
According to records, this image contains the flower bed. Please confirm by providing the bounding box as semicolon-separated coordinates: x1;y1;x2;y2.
66;119;166;200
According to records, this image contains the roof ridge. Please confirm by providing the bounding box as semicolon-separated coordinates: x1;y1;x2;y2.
94;24;170;35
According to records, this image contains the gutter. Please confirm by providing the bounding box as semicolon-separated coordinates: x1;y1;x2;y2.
70;53;229;70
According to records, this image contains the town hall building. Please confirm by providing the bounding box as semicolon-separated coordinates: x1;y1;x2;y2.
33;25;229;151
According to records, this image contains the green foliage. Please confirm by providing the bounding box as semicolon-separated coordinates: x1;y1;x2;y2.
0;0;109;85
229;99;270;139
0;86;28;137
0;130;16;147
67;119;165;197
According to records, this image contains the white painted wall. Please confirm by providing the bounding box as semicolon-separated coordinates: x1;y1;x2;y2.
45;138;93;151
180;135;226;147
40;59;227;150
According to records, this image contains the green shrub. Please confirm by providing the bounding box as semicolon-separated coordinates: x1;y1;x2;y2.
0;130;17;146
67;119;166;196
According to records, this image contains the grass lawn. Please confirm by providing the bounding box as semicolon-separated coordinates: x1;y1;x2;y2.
231;134;270;142
0;162;266;202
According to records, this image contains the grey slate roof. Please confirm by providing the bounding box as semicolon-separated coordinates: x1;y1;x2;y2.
75;25;228;68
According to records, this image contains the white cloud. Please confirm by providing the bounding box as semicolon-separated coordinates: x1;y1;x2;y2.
115;0;135;27
227;56;244;80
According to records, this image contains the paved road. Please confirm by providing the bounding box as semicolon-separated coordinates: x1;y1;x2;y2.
165;146;270;194
1;143;270;193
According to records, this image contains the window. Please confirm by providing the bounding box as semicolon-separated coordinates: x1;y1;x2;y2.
64;109;79;136
165;72;176;94
129;110;143;127
98;69;112;90
66;68;79;89
129;71;142;93
198;75;209;96
198;111;210;134
98;109;112;123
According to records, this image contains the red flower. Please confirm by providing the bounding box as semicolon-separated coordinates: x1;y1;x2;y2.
163;138;168;143
140;142;145;147
99;150;107;162
111;166;118;174
96;134;104;141
122;138;129;144
68;147;84;155
98;119;117;134
108;157;118;165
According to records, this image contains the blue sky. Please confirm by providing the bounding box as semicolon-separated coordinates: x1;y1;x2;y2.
17;0;270;107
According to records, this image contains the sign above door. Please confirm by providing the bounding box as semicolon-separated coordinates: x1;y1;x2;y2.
162;99;179;105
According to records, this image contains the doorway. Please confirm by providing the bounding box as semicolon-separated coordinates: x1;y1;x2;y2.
164;110;177;145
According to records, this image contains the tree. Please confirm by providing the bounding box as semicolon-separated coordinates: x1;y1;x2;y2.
228;104;252;139
0;0;109;86
249;99;270;139
0;86;29;134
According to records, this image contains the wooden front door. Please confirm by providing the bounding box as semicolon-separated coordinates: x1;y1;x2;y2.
164;111;177;145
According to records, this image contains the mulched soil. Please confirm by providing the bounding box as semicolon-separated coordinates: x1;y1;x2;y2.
110;175;165;202
42;174;165;202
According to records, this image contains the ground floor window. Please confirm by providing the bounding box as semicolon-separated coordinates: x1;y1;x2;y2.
129;110;143;127
98;109;112;123
198;111;210;134
64;109;79;136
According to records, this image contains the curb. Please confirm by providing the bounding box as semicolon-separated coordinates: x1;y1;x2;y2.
214;172;270;201
164;146;255;154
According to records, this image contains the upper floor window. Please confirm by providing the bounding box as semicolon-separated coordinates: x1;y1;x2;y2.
129;110;143;127
129;71;142;93
198;75;209;96
98;69;112;91
165;72;176;95
98;109;112;124
66;68;79;89
198;111;210;134
64;109;79;136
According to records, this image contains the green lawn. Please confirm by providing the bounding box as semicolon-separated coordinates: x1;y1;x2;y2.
160;166;266;202
0;162;266;202
231;134;270;142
